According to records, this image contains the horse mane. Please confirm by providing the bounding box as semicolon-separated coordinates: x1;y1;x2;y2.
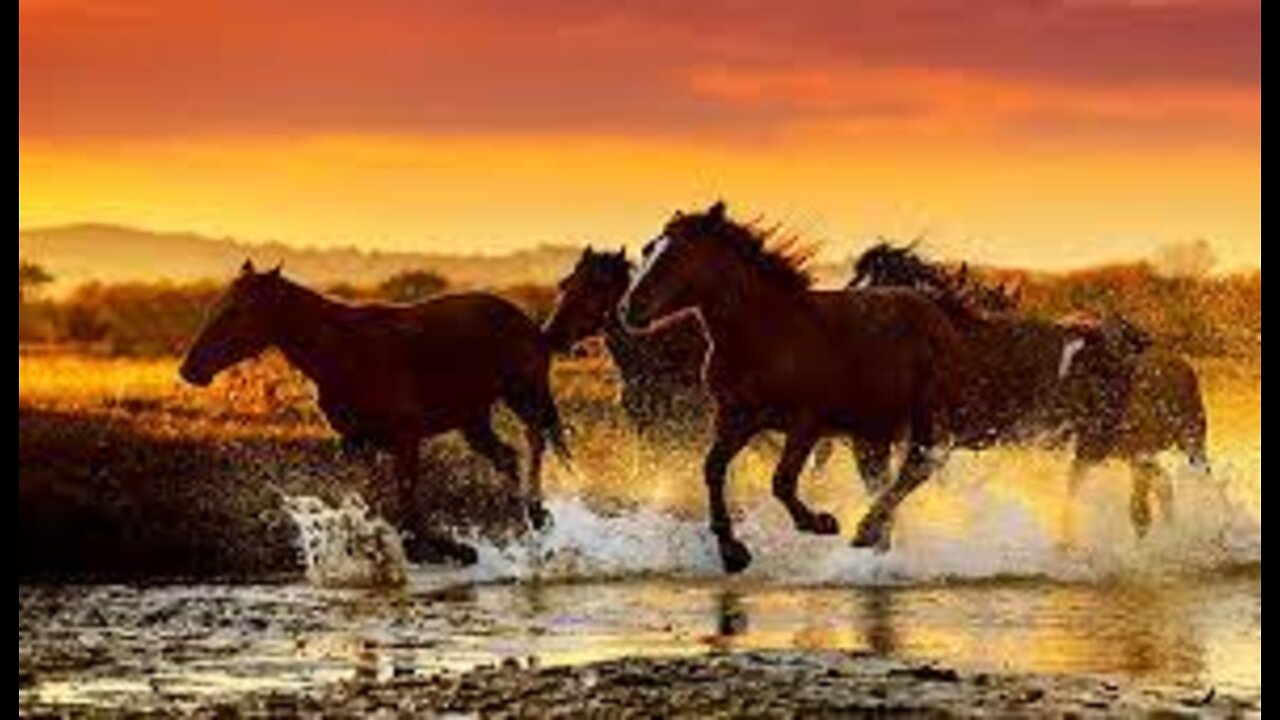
585;247;633;280
855;242;1016;322
708;213;815;293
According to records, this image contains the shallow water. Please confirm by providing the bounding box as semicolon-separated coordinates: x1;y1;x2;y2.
19;461;1264;713
18;568;1262;711
19;369;1262;712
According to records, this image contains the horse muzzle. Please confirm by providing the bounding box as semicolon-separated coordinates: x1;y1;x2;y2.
178;361;214;387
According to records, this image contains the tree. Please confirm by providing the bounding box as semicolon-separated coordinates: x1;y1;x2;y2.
376;269;449;303
19;261;52;304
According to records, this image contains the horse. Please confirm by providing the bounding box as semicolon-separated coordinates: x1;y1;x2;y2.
179;261;569;565
620;201;966;572
850;243;1209;536
543;247;711;446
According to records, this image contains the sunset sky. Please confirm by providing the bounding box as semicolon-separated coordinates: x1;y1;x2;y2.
19;0;1261;269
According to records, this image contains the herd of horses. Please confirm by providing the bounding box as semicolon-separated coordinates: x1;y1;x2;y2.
180;201;1209;573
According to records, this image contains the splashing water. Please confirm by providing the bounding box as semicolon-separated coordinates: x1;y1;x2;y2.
278;443;1259;591
281;493;407;587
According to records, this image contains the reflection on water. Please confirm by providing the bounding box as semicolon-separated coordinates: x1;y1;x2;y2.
19;568;1261;711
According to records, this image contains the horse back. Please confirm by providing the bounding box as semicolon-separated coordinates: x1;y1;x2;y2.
1119;348;1206;455
330;293;547;430
710;288;963;438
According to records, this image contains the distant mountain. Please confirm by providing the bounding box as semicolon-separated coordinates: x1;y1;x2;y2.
17;224;585;292
18;223;855;293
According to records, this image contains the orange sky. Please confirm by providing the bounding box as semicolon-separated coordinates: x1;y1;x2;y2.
19;0;1261;269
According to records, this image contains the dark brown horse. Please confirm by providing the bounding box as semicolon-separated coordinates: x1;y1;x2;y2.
621;202;965;572
851;243;1208;535
179;261;568;564
543;247;711;445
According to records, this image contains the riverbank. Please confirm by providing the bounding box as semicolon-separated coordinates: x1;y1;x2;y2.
62;651;1256;718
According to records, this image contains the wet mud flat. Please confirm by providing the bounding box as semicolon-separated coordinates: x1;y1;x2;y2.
79;651;1258;719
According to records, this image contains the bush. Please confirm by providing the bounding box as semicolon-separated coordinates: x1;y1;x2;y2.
59;281;223;356
376;269;449;303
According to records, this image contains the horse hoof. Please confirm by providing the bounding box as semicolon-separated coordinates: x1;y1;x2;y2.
404;535;479;567
449;542;480;566
527;502;551;532
718;536;753;574
806;512;841;536
851;522;891;553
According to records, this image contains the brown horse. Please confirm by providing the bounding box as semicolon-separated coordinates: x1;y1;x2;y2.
1058;316;1209;534
543;247;711;445
179;261;568;564
851;243;1208;535
621;202;965;572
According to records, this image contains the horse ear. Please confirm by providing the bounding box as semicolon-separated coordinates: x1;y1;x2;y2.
708;200;727;221
241;259;256;275
267;262;283;278
615;246;627;260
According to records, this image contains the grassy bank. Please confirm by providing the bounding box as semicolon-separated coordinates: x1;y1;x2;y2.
18;354;607;580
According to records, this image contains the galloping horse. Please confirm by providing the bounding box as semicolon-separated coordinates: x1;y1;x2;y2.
851;243;1208;535
621;202;965;572
543;247;711;445
180;261;569;564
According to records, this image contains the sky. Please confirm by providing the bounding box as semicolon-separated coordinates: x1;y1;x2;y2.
19;0;1261;269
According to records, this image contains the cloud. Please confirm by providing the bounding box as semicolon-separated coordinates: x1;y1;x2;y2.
19;0;1260;141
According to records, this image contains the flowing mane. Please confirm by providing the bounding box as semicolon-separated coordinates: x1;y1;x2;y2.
852;242;1018;317
706;213;815;294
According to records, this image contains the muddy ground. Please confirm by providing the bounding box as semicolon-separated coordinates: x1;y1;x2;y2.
44;651;1255;719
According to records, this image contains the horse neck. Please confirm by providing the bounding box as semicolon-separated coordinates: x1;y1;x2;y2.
269;283;355;389
698;266;809;359
603;311;650;378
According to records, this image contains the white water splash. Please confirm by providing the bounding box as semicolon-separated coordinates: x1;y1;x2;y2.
281;493;407;587
279;450;1260;591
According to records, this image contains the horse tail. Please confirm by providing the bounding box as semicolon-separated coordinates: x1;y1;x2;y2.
506;355;574;467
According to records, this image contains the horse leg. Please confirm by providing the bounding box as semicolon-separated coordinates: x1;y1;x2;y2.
522;424;548;530
395;436;479;566
852;438;894;551
704;411;758;574
1059;455;1096;549
461;417;530;521
503;380;566;530
1129;456;1167;538
772;423;839;535
853;437;892;495
852;401;941;551
851;443;938;551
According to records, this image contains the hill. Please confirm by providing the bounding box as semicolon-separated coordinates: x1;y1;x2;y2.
17;224;585;292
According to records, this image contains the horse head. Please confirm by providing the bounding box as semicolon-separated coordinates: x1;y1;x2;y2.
622;200;810;331
543;246;631;352
179;260;287;386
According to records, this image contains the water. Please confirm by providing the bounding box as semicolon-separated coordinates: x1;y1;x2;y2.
17;570;1262;711
19;375;1263;712
19;466;1262;712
